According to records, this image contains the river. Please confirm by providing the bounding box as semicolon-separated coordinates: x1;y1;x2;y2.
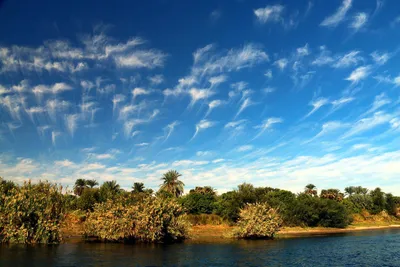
1;229;399;266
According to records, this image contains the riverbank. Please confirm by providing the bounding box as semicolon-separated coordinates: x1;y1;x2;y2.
189;223;400;241
62;212;400;241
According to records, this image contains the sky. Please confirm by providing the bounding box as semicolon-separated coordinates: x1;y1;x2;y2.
1;0;400;194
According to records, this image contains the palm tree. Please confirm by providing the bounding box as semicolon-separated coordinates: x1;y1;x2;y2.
132;182;145;193
344;186;356;196
74;178;87;196
159;170;185;197
101;180;121;194
304;184;317;197
86;179;99;188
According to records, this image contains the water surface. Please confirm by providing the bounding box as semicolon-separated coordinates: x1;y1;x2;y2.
1;229;399;267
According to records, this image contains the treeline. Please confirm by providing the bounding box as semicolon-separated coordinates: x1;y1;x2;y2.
181;183;400;228
1;172;400;244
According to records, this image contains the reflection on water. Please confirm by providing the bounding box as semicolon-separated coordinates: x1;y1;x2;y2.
1;229;400;267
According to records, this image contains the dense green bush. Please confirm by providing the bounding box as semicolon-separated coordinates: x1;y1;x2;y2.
287;194;352;228
0;181;66;244
77;188;101;211
85;196;190;243
180;186;217;214
233;203;282;239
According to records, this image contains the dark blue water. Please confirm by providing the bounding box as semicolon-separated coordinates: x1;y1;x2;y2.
1;229;400;267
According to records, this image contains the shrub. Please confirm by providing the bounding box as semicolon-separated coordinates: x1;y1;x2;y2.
84;196;190;243
77;188;100;211
287;194;352;228
233;203;282;239
0;181;66;244
180;187;217;214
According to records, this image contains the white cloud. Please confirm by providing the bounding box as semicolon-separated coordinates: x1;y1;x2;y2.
112;94;126;113
148;74;164;85
320;0;353;27
274;58;288;70
349;12;368;30
51;131;61;146
189;88;215;106
264;70;273;79
370;51;390;65
196;151;212;157
172;160;209;167
225;119;247;130
342;112;392;139
209;75;227;87
253;117;283;139
32;83;72;95
305;97;329;118
135;142;149;147
237;145;254;152
104;37;145;56
254;5;284;24
352;143;370;150
132;87;151;100
163;121;179;141
296;44;310;57
191;119;216;141
206;100;223;117
64;114;79;137
212;159;225;164
365;93;391;115
333;51;363;68
114;50;166;68
54;159;76;167
235;98;255;118
346;66;371;83
304;121;348;144
263;87;276;94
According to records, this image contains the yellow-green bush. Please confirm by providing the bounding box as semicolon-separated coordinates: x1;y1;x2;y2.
233;203;282;239
0;181;66;244
84;196;190;243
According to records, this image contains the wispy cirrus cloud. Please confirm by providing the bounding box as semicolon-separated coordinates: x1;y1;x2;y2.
191;119;216;141
342;111;392;139
346;65;372;83
304;97;330;118
163;121;179;142
235;98;255;118
253;117;283;139
254;5;284;24
320;0;353;27
349;12;368;31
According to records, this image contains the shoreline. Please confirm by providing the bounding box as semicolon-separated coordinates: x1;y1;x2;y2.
277;225;400;237
62;224;400;242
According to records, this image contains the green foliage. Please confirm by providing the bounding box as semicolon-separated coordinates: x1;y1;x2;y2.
99;180;121;202
385;193;397;216
159;170;185;198
180;186;217;214
77;188;100;211
320;189;344;202
370;187;386;214
132;182;145;193
233;203;282;239
84;196;190;243
0;181;66;244
286;194;352;228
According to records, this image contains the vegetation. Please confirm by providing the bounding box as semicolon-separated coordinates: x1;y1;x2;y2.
159;170;185;197
1;171;399;244
85;196;190;243
233;203;282;239
0;180;66;244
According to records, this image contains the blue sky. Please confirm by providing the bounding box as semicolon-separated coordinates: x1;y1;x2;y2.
1;0;400;194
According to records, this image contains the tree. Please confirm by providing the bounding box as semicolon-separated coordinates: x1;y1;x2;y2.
344;186;356;196
370;187;386;214
181;186;217;214
86;179;99;188
304;184;317;197
132;182;145;193
385;193;397;216
99;180;121;201
73;179;88;196
320;189;344;202
159;170;185;198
